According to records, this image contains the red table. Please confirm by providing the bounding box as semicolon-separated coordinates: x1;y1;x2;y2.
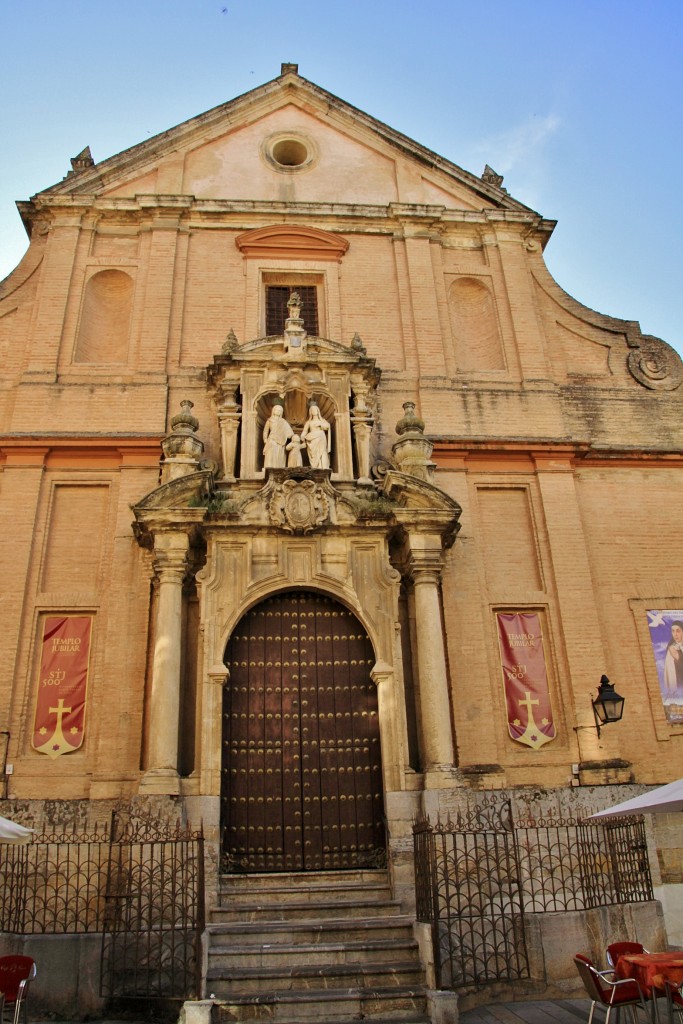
617;953;683;1022
617;953;683;998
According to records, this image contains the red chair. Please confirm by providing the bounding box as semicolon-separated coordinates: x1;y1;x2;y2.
574;953;649;1024
607;942;650;970
0;956;36;1024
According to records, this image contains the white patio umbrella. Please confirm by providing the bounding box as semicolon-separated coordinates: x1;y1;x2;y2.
588;777;683;820
0;814;34;844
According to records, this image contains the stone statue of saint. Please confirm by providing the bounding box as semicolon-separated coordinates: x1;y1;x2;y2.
286;433;305;467
301;404;331;469
263;405;293;468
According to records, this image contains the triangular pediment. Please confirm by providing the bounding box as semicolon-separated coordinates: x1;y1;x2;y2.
34;69;535;216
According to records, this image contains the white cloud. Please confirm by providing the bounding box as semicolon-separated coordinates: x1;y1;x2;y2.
469;114;561;175
462;114;561;210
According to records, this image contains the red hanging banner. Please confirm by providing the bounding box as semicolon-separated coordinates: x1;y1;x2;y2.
496;611;556;750
32;615;93;759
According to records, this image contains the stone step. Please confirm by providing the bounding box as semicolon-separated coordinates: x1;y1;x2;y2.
210;986;428;1023
220;869;389;892
208;935;420;970
206;914;415;947
218;879;393;906
210;896;403;922
206;959;425;997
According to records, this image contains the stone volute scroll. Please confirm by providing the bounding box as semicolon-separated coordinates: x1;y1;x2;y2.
626;334;683;391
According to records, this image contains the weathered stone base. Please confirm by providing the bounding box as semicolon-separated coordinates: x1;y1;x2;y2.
0;933;107;1019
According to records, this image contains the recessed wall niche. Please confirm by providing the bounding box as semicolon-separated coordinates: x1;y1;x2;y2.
449;276;505;372
74;269;133;364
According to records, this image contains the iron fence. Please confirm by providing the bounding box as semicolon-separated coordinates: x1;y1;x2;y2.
0;810;204;1001
414;800;529;990
100;812;205;1000
414;800;653;991
514;810;652;912
0;822;111;933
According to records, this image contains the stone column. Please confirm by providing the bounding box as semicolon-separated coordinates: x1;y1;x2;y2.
409;535;454;772
140;531;190;794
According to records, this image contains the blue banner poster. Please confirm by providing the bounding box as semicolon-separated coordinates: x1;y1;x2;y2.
647;610;683;723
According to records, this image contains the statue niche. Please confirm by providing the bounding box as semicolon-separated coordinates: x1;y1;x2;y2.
208;323;380;483
258;392;335;474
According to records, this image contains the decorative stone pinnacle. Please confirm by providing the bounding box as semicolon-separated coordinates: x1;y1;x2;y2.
482;164;504;188
170;399;199;434
222;328;238;354
351;332;366;354
395;401;425;436
67;146;95;177
281;62;299;75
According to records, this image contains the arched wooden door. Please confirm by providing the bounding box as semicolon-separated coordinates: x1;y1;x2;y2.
220;591;386;872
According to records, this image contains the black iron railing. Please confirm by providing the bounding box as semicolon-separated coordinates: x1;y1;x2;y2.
0;822;111;933
414;800;653;991
0;810;204;1000
100;812;205;999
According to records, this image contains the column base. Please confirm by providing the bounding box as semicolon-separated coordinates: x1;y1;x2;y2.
139;767;181;795
424;765;458;789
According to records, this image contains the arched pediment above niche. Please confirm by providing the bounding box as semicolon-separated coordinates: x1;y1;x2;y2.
235;224;350;262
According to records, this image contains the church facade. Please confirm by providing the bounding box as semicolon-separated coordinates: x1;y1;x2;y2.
2;64;683;986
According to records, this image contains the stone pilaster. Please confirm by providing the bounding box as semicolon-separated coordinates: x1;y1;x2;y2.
216;382;242;481
140;531;190;794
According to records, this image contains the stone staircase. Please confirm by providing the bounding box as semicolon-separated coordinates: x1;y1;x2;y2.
206;868;431;1024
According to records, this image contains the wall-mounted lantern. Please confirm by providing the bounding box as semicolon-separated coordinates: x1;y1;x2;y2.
592;674;625;737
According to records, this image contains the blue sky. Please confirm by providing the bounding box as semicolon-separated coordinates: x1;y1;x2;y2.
1;0;681;354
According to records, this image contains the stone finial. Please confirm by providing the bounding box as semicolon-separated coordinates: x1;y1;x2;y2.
482;164;504;188
161;400;204;483
222;328;238;354
350;332;366;355
170;399;199;433
66;146;95;177
392;401;435;482
281;62;299;75
395;401;425;436
72;146;94;170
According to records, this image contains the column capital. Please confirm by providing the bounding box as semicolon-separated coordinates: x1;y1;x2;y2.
153;531;191;582
398;530;446;583
410;562;442;586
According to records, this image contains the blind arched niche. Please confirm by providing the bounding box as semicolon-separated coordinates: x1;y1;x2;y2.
74;269;133;364
449;277;505;372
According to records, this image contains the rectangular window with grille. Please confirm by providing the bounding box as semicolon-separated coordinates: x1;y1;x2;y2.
266;286;319;336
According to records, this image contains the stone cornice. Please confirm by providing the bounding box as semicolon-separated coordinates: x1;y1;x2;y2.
19;195;554;244
431;439;683;467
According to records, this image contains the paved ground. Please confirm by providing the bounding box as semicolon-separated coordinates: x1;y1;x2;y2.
36;1000;598;1024
461;998;594;1024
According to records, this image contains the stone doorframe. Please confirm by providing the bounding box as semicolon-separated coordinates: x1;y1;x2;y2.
132;465;461;812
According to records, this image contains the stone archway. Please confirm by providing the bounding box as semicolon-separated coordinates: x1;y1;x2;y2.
220;589;386;872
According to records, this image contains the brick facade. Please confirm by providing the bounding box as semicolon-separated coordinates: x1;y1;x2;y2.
1;65;682;942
